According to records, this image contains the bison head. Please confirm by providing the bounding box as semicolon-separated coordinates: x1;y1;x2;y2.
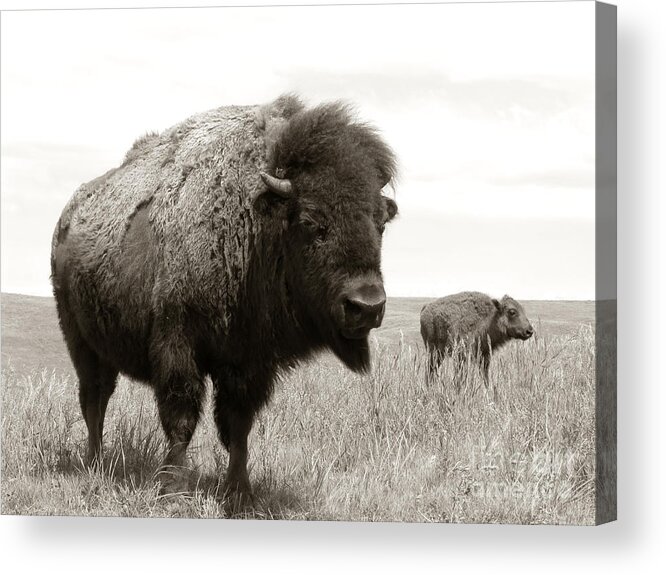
257;102;398;372
493;296;534;341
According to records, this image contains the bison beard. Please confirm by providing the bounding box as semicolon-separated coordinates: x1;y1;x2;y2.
51;94;397;506
330;331;372;374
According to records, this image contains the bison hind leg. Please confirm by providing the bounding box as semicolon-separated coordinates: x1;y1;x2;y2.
54;288;118;467
71;343;118;466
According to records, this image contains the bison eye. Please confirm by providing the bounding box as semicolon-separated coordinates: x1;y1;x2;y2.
508;309;517;317
315;225;328;242
300;217;328;242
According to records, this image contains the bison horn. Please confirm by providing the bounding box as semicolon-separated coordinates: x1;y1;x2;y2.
260;171;293;198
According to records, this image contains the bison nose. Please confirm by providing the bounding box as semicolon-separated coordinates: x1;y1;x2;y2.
340;282;386;336
525;326;534;338
345;295;386;324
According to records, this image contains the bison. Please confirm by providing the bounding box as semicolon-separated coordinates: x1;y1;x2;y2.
51;94;398;503
420;292;533;386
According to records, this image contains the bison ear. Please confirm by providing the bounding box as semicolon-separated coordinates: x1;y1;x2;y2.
492;298;502;312
384;197;398;222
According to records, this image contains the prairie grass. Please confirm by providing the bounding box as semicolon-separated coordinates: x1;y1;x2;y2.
1;325;595;523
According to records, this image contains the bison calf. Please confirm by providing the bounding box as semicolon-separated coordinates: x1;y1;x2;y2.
420;292;534;386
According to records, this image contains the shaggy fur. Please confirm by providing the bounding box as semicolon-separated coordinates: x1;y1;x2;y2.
420;292;533;384
51;94;398;502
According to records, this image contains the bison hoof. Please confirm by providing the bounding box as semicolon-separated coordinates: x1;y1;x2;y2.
223;490;254;515
157;467;191;496
84;453;104;471
221;479;254;514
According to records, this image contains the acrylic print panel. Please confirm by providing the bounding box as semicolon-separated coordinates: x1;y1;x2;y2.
0;1;616;524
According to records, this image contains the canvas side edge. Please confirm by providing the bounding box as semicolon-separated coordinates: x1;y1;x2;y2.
594;0;617;526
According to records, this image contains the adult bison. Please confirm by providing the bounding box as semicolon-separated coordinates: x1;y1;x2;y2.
420;292;533;386
51;95;398;502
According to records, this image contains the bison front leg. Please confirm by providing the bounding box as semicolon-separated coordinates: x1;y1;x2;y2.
156;394;203;495
213;368;271;509
217;404;254;503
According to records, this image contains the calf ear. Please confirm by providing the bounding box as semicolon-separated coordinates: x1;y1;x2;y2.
492;298;502;312
384;197;398;222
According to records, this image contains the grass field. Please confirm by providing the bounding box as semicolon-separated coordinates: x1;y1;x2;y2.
1;293;596;523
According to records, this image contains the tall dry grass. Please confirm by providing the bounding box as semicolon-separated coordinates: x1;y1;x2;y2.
1;327;595;523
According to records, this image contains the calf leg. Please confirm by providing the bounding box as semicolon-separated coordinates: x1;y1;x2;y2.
453;353;465;393
425;346;442;384
480;353;499;403
425;348;435;384
481;354;491;386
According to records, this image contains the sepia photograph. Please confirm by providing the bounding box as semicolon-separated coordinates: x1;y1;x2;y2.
1;1;616;525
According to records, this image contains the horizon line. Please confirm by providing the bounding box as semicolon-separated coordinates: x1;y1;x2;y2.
0;290;598;303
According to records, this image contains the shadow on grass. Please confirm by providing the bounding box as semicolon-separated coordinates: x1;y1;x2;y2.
190;470;306;520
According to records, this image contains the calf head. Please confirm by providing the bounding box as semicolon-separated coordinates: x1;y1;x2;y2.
493;295;534;341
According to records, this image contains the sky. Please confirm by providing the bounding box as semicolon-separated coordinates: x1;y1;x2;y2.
1;1;596;299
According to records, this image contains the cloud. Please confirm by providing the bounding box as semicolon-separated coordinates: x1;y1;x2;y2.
277;67;591;118
382;212;594;299
2;142;120;206
491;167;595;189
1;4;596;298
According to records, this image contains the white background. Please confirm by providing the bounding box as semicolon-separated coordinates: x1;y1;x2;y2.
1;0;596;299
1;0;663;573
